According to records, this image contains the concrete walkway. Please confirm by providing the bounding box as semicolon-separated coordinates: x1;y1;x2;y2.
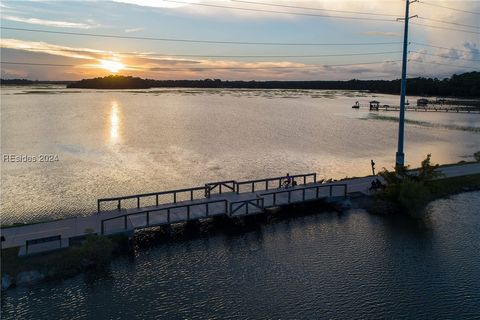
2;162;479;253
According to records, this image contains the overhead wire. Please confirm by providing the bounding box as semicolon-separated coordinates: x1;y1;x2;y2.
0;27;403;46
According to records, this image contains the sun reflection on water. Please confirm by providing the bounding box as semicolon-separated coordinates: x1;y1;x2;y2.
108;100;122;145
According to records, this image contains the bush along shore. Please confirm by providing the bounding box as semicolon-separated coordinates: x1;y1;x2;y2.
369;154;480;218
2;157;480;291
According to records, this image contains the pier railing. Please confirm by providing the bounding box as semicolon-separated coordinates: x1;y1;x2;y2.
236;173;317;194
97;186;206;213
229;197;265;216
205;180;236;198
101;199;228;235
260;183;347;207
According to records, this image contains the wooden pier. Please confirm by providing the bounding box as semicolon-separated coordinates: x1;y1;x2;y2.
97;173;348;236
3;162;480;255
352;101;480;113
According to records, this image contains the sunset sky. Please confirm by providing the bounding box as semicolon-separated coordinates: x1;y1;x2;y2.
1;0;478;81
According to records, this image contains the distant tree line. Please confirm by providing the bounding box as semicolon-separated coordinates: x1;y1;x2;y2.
3;72;479;97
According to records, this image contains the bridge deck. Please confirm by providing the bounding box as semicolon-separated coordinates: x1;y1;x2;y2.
101;180;348;236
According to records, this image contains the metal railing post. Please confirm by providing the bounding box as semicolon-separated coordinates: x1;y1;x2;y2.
101;221;104;235
251;182;254;193
191;190;194;201
146;211;150;227
304;176;306;185
118;199;121;211
156;194;159;206
246;203;249;215
97;201;101;214
316;187;319;198
137;197;140;208
302;189;305;201
219;184;222;194
187;205;190;220
314;173;317;183
167;208;170;223
124;215;127;230
173;192;177;203
206;203;209;217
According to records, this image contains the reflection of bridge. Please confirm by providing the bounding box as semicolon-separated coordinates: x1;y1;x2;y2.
98;173;348;235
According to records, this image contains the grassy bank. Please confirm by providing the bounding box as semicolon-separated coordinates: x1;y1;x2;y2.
1;233;129;288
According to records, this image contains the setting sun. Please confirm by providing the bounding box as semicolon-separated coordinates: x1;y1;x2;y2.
99;59;125;73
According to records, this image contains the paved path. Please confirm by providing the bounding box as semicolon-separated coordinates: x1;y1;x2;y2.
2;163;479;253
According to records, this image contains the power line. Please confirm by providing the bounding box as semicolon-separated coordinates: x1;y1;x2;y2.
409;51;480;62
417;16;479;30
0;26;403;46
162;0;396;22
410;42;474;54
230;0;399;17
0;46;402;59
417;0;480;15
410;21;480;34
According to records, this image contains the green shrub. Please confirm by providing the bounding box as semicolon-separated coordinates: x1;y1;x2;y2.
81;232;113;268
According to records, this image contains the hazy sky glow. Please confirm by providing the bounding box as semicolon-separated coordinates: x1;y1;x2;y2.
0;0;478;80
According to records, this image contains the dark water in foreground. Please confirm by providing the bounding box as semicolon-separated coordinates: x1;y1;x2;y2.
2;192;480;319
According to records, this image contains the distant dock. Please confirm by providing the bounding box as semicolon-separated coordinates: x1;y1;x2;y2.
352;99;480;113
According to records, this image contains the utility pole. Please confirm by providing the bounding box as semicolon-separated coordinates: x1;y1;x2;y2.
395;0;417;171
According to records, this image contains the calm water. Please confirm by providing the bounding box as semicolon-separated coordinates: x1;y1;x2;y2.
1;87;479;223
2;192;480;319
